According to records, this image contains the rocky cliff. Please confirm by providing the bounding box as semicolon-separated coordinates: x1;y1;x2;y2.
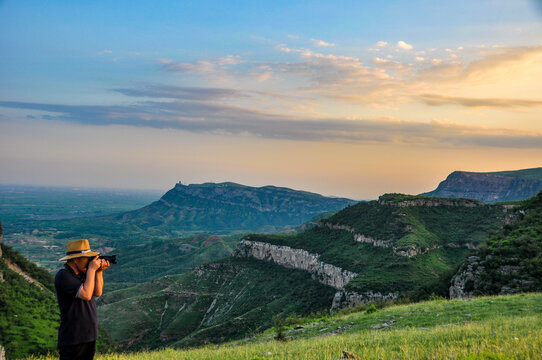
234;239;401;308
235;239;357;290
422;168;542;203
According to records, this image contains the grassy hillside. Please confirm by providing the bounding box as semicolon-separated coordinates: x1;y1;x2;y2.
26;293;542;360
98;258;337;350
246;194;504;295
0;242;116;359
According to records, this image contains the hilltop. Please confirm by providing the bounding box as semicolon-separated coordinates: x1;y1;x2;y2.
51;182;356;244
421;167;542;203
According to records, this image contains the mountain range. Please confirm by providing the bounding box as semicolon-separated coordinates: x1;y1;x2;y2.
52;182;356;244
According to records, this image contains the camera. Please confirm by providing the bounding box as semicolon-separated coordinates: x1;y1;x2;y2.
98;255;117;264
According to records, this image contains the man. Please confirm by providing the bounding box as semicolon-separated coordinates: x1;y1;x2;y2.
55;239;110;360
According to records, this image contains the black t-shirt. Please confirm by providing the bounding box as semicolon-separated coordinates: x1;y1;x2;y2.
54;264;98;346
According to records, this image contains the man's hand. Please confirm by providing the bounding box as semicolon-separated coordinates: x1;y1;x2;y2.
87;256;101;272
97;259;110;272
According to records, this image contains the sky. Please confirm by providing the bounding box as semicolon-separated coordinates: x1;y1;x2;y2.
1;0;542;200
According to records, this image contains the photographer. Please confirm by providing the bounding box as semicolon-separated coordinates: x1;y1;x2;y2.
55;239;110;360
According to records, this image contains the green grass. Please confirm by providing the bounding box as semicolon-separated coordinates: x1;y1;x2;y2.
25;293;542;360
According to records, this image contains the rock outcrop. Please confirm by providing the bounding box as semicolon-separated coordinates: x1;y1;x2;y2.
331;290;399;310
235;239;357;290
449;256;484;299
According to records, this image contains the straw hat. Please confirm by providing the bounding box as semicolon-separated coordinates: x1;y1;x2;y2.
59;239;100;261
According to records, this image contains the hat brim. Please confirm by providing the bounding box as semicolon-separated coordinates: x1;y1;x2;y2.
59;251;100;261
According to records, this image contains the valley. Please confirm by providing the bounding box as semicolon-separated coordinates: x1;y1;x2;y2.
1;169;541;359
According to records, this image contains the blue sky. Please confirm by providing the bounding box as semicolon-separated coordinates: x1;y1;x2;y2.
1;0;542;198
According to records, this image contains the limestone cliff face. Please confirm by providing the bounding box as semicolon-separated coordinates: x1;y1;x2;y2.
422;169;542;203
234;239;399;309
235;239;357;290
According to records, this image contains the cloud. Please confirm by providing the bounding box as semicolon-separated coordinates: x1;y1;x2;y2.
263;43;542;109
156;58;173;64
397;41;413;50
461;45;542;80
112;84;307;102
376;41;389;47
113;85;247;101
418;94;542;108
1;100;541;148
161;55;242;75
311;39;335;47
98;50;113;55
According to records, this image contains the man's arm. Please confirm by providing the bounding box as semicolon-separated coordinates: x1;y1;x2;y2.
77;257;100;301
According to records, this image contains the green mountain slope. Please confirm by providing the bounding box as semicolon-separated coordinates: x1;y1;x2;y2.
450;191;542;298
98;258;336;350
102;234;241;290
246;194;505;296
421;167;542;203
50;182;356;244
0;222;116;359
